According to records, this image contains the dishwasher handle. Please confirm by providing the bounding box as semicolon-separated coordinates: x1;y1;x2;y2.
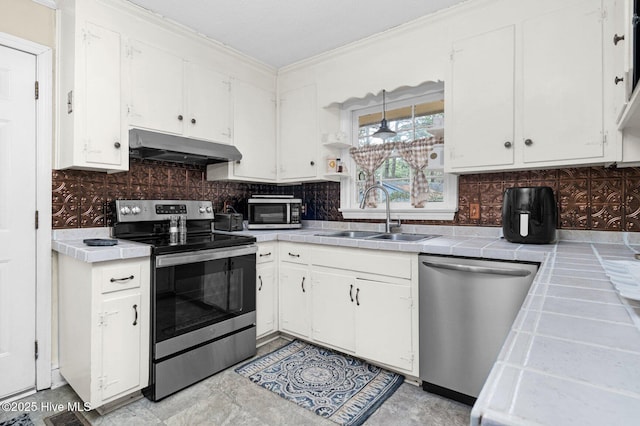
421;260;532;277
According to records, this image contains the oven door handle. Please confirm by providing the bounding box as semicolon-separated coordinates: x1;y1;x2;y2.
155;244;258;267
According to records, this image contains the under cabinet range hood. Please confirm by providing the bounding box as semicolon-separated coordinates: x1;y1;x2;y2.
128;128;242;166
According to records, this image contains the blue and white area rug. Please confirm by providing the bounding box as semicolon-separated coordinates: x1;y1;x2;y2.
235;340;404;426
0;413;33;426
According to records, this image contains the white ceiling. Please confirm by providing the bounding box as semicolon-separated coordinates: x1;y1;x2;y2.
126;0;467;68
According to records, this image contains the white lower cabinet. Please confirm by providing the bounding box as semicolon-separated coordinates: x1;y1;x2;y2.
311;271;356;352
256;243;277;338
278;242;419;376
58;256;150;409
279;264;311;338
354;278;413;371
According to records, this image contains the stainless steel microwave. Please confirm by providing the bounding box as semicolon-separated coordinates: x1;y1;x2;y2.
247;195;302;229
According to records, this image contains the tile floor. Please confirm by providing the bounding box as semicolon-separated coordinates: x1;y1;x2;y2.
0;339;471;426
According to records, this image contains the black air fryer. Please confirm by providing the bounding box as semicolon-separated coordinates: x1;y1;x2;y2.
502;186;557;244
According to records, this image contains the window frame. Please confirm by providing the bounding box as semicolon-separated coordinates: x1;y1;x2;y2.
338;85;458;221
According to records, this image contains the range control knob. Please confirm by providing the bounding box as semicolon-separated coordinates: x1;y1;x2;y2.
199;206;206;213
131;206;141;215
120;206;131;215
205;206;213;213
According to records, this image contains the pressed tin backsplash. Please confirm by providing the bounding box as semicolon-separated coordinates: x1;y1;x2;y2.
52;159;640;231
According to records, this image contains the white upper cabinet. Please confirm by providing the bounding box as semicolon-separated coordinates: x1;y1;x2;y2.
446;0;613;173
448;25;516;169
233;80;277;179
127;40;232;143
56;13;128;172
521;0;604;164
127;39;183;135
184;62;232;143
278;84;319;181
207;79;277;181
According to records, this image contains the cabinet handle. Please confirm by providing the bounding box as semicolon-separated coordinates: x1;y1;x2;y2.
259;252;272;257
310;161;315;166
355;288;360;306
613;34;625;45
258;275;263;291
178;114;184;121
524;138;533;146
110;275;134;283
191;118;196;124
288;252;300;258
504;141;512;148
615;76;624;85
132;304;138;326
301;276;306;293
114;141;121;149
349;284;354;302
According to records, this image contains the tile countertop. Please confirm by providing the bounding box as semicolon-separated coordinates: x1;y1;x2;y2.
52;223;640;424
51;228;151;262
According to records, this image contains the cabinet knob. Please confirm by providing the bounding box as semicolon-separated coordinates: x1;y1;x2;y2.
524;138;533;146
310;161;315;166
615;76;624;85
178;115;184;121
613;34;625;45
191;118;196;124
114;141;121;149
504;141;512;148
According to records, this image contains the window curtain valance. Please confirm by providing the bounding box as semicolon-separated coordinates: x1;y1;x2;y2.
349;143;395;207
349;137;442;208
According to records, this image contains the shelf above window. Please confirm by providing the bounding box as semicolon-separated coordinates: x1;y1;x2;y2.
323;141;352;149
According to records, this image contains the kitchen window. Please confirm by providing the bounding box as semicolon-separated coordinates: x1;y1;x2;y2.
339;85;458;220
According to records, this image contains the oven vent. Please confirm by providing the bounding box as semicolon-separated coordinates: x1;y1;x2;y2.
128;128;242;166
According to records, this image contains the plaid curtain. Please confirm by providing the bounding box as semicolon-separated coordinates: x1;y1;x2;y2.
349;142;395;207
395;137;441;207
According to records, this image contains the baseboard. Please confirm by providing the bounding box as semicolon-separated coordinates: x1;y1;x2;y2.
50;367;67;389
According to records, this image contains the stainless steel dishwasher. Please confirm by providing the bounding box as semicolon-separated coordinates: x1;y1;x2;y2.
419;255;538;405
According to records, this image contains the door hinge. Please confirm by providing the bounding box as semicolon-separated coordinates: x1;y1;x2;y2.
34;81;39;100
35;210;39;229
34;340;39;360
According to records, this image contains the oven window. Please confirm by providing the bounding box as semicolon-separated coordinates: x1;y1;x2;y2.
154;253;256;342
250;204;286;224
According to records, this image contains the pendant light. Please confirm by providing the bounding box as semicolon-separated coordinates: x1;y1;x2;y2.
372;89;396;140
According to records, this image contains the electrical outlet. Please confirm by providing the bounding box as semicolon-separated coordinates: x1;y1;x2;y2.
470;203;480;220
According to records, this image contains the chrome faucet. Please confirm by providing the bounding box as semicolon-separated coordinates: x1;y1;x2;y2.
359;183;400;233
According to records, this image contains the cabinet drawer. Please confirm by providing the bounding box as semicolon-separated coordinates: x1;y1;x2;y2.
312;246;412;279
257;243;276;264
279;242;307;264
100;263;142;293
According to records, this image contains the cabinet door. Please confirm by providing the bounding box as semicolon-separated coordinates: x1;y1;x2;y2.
521;0;604;163
128;39;183;135
83;22;124;167
448;26;516;170
355;278;413;371
279;84;318;180
256;263;277;338
311;271;355;352
100;292;141;401
185;62;231;143
233;80;277;180
279;264;310;337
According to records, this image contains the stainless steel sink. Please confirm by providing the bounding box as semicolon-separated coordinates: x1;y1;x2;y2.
316;230;382;238
368;233;440;242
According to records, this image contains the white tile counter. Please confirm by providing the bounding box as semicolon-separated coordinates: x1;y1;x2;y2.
236;223;640;426
52;228;151;262
52;223;640;424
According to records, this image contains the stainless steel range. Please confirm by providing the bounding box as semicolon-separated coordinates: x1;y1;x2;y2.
113;200;257;401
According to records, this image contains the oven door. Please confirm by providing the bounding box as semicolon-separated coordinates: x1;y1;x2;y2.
153;245;256;357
